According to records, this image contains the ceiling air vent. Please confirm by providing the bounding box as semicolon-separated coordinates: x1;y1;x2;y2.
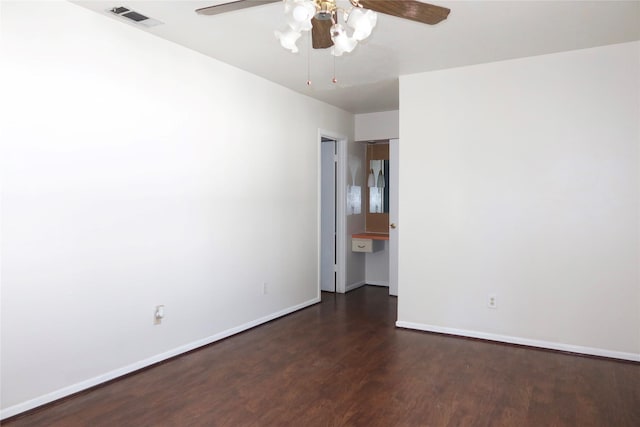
108;6;164;28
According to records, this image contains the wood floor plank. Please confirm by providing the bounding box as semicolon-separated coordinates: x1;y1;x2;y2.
4;286;639;426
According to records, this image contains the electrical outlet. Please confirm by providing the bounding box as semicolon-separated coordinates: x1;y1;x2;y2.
487;294;497;309
154;305;165;324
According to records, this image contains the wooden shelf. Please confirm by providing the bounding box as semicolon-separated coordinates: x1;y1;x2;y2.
352;232;389;241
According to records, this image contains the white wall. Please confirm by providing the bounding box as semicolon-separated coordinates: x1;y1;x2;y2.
0;1;353;417
398;42;640;360
365;241;389;287
355;111;399;141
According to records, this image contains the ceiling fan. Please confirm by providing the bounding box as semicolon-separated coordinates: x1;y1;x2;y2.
196;0;450;55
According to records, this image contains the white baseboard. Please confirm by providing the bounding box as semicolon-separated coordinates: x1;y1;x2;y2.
396;321;640;363
1;297;320;420
345;280;366;292
365;281;389;287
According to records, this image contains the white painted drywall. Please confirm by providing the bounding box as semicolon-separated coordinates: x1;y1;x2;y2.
365;242;389;287
0;1;353;416
398;42;640;360
355;111;399;141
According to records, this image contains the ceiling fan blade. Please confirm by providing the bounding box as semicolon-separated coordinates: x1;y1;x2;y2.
359;0;450;25
196;0;280;16
312;18;333;49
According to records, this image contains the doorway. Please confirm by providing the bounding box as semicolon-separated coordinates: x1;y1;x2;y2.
361;139;399;297
319;131;346;294
320;137;337;292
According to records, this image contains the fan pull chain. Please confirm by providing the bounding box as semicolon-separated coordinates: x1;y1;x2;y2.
306;32;312;86
332;55;337;84
331;9;338;84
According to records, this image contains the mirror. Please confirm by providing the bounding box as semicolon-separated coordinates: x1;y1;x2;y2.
368;159;389;214
364;140;389;233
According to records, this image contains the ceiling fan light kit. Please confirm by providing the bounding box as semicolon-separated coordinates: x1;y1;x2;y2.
275;0;376;56
196;0;450;80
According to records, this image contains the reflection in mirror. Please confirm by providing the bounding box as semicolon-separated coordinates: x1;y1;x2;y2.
368;159;389;214
347;186;361;215
347;155;362;215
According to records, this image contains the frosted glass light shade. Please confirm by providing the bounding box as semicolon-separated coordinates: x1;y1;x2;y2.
275;28;302;53
284;0;315;32
330;23;357;56
348;8;377;41
367;169;375;187
377;171;385;188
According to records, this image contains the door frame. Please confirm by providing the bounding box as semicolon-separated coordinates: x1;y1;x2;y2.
389;138;399;296
317;129;347;296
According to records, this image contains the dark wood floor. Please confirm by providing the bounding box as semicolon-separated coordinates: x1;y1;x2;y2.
4;286;639;426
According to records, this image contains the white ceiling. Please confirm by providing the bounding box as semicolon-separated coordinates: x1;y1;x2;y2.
73;0;640;114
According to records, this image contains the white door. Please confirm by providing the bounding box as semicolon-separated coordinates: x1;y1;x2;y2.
321;139;337;292
389;138;399;296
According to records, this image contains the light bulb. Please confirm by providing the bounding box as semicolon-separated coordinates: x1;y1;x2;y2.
285;0;315;32
292;4;312;22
